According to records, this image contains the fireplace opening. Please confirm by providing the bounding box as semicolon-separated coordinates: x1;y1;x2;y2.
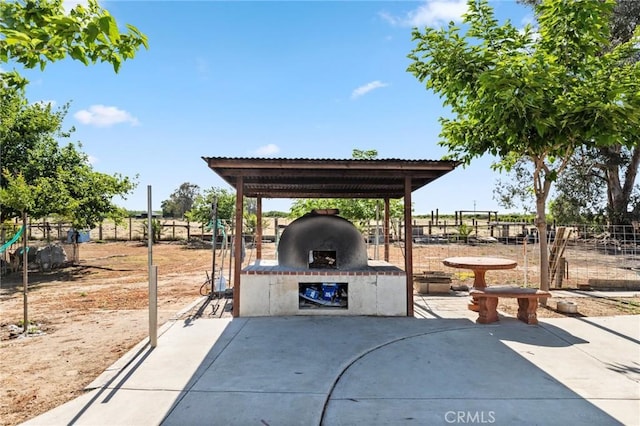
309;250;337;269
299;282;348;309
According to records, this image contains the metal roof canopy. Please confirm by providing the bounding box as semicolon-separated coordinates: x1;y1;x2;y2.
202;156;459;318
202;157;459;199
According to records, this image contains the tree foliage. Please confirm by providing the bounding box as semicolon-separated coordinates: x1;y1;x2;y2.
408;0;640;291
289;148;405;229
513;0;640;226
185;187;267;236
1;0;146;226
0;0;148;88
186;187;237;225
289;198;404;231
549;146;639;225
161;182;200;218
0;87;135;228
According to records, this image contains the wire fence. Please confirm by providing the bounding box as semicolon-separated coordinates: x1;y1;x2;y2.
2;218;639;288
374;221;640;289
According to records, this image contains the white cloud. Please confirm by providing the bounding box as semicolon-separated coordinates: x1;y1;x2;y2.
380;0;468;28
252;144;280;156
351;81;389;99
74;105;139;127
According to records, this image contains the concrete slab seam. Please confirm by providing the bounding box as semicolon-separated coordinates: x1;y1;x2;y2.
319;325;480;425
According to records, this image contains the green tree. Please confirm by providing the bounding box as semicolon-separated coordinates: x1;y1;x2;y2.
263;210;288;218
493;158;536;216
0;172;33;333
186;187;236;224
161;182;200;218
408;0;640;292
186;187;265;237
289;198;404;230
0;88;135;227
0;0;145;334
549;146;639;225
1;0;148;88
513;0;640;227
352;148;378;160
289;149;405;229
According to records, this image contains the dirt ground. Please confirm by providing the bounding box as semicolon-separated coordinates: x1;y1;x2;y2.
1;241;639;425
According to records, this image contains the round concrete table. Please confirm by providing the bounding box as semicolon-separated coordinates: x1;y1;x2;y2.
443;256;517;289
443;256;517;311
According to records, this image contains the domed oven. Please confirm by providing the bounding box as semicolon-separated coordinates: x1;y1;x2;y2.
277;210;368;271
241;209;407;316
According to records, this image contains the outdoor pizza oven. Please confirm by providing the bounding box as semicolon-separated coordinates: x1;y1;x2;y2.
277;209;368;270
241;208;406;316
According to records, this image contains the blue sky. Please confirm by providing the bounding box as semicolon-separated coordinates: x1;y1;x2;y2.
16;0;534;215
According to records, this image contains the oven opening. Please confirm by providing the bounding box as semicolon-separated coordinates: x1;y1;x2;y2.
299;282;348;309
308;250;337;269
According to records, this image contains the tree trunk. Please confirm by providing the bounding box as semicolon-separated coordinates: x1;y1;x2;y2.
532;156;555;304
22;211;28;333
535;197;550;298
601;144;639;229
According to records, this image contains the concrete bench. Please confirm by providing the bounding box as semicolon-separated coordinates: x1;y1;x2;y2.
469;286;551;325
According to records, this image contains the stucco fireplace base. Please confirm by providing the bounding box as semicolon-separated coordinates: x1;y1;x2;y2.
240;260;407;317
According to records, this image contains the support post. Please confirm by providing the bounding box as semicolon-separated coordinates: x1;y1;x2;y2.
147;185;157;348
149;265;158;348
404;177;414;317
211;197;218;298
384;198;390;262
233;176;244;317
256;197;262;259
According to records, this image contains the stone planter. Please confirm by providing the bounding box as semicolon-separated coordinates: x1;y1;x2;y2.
414;282;451;294
414;271;453;295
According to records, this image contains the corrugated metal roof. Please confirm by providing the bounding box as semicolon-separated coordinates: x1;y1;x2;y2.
202;157;459;199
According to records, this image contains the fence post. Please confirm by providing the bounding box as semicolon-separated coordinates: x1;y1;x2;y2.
114;222;118;241
187;220;191;240
556;258;566;288
99;222;103;240
172;221;176;240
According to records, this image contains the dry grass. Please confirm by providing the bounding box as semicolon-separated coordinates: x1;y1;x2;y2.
0;240;638;425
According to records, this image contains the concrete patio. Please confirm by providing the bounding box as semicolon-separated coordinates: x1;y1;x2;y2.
23;293;640;425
